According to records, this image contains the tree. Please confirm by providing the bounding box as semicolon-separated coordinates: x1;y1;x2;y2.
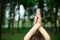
9;0;16;35
47;0;60;34
52;0;60;34
0;0;4;39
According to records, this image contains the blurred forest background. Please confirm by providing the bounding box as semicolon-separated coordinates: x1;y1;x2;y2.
0;0;60;40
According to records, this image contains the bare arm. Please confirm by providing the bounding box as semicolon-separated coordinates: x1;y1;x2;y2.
24;23;41;40
36;9;50;40
39;26;50;40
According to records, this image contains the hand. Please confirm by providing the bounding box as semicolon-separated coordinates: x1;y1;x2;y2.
34;9;42;25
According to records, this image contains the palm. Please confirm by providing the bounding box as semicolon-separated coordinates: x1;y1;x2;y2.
34;9;42;25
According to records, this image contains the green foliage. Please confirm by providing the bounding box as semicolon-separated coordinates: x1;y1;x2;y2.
20;0;38;8
27;0;38;7
47;0;53;4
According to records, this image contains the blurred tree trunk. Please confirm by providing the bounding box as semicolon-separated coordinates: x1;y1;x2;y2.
9;1;15;35
0;0;4;40
8;2;12;31
53;7;58;34
50;4;58;34
11;2;15;35
47;0;58;34
50;0;59;34
8;19;10;30
53;3;58;34
9;1;12;34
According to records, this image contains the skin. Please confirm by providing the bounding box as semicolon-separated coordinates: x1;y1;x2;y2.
34;9;42;25
24;9;50;40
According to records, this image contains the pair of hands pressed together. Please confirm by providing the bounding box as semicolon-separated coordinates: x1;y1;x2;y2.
34;9;42;28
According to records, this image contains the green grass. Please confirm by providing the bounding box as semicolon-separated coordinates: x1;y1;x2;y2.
50;33;60;40
1;33;26;40
1;27;60;40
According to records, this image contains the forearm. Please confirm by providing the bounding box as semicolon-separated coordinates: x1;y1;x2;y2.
24;23;40;40
39;26;50;40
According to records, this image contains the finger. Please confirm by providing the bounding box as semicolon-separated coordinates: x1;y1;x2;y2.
38;17;42;23
34;16;38;25
36;9;40;15
37;14;42;23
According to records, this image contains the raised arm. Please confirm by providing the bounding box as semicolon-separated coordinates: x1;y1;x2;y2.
39;26;50;40
37;9;50;40
24;23;41;40
36;9;50;40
